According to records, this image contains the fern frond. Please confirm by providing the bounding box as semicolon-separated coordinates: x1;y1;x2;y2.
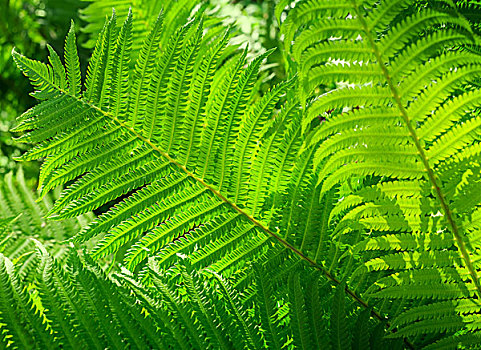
279;0;481;346
288;270;314;349
0;168;91;279
79;0;201;56
64;21;81;97
12;9;325;286
331;282;350;350
0;253;52;349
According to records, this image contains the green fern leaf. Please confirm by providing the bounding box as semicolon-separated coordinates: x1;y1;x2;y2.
279;0;481;346
11;9;323;287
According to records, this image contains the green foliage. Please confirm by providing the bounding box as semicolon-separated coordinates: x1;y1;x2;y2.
11;8;320;285
80;0;203;52
5;0;481;348
0;167;92;280
0;240;392;349
278;0;481;347
79;0;285;91
0;242;163;349
0;0;82;177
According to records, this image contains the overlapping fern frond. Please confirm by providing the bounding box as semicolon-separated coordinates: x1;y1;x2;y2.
12;9;385;344
0;167;92;280
80;0;215;57
278;0;481;347
13;1;481;348
11;8;329;287
79;0;262;60
0;238;395;350
0;242;166;349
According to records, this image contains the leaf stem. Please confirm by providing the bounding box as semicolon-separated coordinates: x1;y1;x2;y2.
23;60;413;347
349;0;481;298
77;95;413;348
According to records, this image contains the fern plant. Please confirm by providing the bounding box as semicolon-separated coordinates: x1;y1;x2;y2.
80;0;208;53
1;237;402;349
11;6;326;284
0;167;92;280
79;0;284;89
278;0;481;347
11;5;393;347
10;0;481;348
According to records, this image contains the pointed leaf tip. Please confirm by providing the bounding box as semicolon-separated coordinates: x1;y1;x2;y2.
265;47;277;57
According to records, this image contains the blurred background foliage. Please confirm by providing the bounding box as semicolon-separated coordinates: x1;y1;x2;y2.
0;0;283;183
0;0;84;180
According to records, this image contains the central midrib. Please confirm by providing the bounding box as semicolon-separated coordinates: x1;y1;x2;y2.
349;0;481;298
39;57;398;339
79;94;398;332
